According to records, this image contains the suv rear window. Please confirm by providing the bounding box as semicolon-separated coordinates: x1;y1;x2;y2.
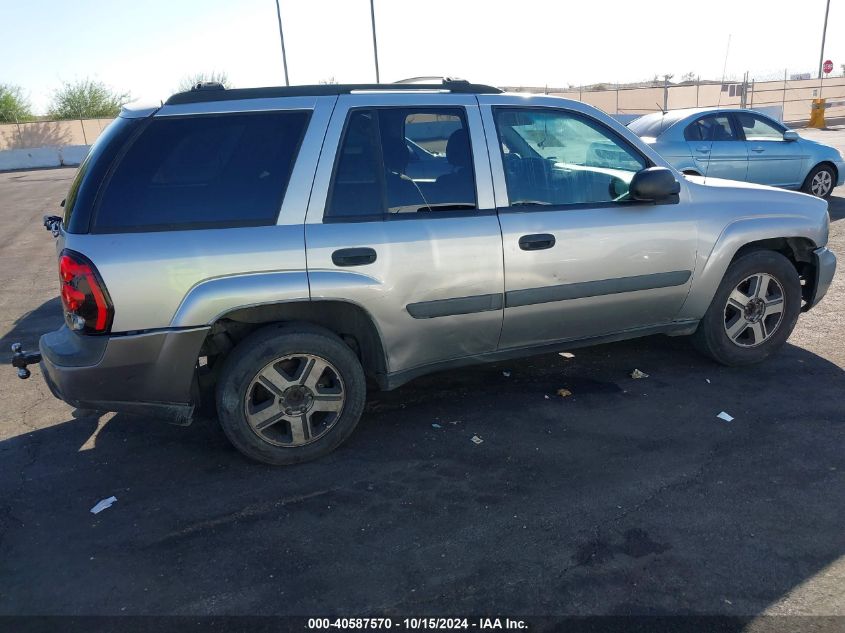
94;111;309;232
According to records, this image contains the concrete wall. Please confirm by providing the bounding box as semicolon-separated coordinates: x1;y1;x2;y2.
0;118;112;171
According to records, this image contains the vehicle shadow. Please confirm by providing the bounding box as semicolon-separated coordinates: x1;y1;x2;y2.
0;296;62;362
827;194;844;221
1;332;843;617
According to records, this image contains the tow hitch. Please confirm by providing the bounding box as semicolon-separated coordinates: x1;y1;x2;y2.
11;343;42;379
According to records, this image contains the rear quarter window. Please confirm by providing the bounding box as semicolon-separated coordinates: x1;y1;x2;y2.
94;111;309;232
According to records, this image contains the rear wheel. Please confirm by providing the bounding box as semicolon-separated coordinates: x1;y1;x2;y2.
692;251;801;366
802;164;835;198
216;325;366;465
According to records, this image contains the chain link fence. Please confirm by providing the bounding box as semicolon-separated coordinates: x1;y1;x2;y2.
507;71;845;124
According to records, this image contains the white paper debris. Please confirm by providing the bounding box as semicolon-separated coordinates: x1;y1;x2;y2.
630;369;649;379
471;435;484;445
431;423;442;429
559;352;575;359
90;496;117;514
706;379;711;384
502;371;511;377
716;411;734;422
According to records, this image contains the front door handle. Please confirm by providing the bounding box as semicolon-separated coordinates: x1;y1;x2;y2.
332;247;377;267
696;146;711;154
751;147;765;153
518;233;556;251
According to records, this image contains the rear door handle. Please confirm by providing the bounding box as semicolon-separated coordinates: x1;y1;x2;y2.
696;146;711;154
332;247;377;267
751;147;765;153
518;233;556;251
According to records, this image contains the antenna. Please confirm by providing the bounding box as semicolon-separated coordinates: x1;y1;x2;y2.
703;34;732;184
656;102;669;137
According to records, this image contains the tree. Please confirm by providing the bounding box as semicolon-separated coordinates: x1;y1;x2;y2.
48;79;129;119
177;71;232;93
0;84;33;122
681;72;697;83
319;76;338;85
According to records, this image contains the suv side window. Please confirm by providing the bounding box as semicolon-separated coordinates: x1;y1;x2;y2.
736;113;785;140
493;108;646;207
684;115;737;142
94;111;309;232
326;107;476;219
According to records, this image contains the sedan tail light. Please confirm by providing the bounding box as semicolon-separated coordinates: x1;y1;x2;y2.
59;249;113;334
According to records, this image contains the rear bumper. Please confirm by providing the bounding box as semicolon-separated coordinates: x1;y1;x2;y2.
805;246;837;310
39;325;209;424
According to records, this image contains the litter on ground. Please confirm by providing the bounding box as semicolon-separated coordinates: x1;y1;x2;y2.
716;411;734;422
471;435;484;445
90;496;117;514
502;371;511;377
559;352;575;359
706;379;711;384
556;388;572;398
544;394;550;400
431;423;442;429
630;369;649;379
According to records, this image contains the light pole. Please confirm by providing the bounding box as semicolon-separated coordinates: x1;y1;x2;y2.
817;0;831;79
369;0;380;83
275;0;290;86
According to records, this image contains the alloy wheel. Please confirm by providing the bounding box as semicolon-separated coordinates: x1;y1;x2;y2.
810;170;833;197
723;273;785;348
244;354;345;447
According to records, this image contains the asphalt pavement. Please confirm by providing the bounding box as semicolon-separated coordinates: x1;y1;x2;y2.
0;130;843;622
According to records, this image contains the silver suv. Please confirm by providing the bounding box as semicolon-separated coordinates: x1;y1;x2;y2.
13;80;836;465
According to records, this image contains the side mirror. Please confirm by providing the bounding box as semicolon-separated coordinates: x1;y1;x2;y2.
629;167;680;203
783;130;799;142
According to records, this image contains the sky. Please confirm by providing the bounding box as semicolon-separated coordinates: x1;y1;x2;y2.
2;0;843;115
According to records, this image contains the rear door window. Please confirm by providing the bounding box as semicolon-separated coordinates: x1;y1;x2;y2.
94;111;309;232
325;107;476;219
684;115;737;142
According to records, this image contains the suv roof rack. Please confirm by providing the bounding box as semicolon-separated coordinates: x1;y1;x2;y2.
164;79;502;105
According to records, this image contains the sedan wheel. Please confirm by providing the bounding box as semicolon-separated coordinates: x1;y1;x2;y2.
810;169;833;197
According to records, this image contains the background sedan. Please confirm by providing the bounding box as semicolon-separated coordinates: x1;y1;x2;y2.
629;107;845;198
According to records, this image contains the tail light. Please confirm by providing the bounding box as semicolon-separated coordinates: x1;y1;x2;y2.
58;249;114;334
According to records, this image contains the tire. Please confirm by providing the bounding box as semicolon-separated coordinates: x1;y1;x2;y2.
692;251;801;366
215;324;367;465
801;164;836;198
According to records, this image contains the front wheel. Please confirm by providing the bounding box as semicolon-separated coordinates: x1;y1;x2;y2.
216;325;367;465
802;164;836;198
692;251;802;366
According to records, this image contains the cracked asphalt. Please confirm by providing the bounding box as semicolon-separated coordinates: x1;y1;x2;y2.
0;127;843;618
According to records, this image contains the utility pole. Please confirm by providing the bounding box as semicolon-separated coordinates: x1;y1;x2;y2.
369;0;380;83
275;0;290;86
817;0;831;79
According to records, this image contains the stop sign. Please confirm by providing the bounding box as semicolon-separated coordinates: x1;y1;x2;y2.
823;59;834;74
